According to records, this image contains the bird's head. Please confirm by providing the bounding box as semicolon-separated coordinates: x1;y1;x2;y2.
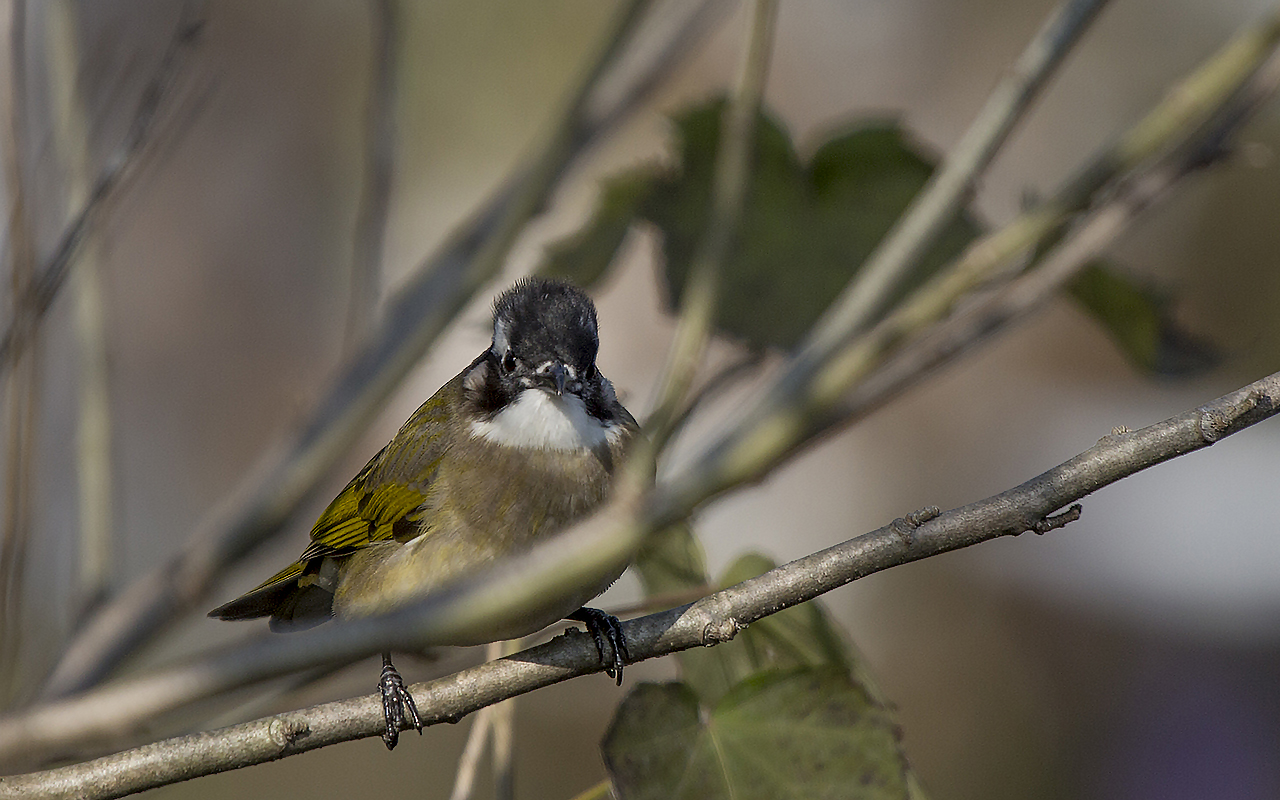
463;278;628;451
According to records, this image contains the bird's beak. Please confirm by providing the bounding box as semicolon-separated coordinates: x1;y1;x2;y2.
548;362;567;396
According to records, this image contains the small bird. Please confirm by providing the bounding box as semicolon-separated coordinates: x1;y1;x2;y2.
210;277;640;748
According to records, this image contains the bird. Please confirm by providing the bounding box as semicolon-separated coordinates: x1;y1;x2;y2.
209;277;641;749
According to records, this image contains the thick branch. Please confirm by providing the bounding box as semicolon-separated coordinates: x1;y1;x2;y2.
2;370;1278;795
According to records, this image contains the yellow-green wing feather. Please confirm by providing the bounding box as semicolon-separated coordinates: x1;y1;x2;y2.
241;385;453;597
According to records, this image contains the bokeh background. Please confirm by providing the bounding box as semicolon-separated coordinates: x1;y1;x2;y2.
5;1;1280;798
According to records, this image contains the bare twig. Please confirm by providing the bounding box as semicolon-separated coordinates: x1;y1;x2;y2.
838;52;1280;426
342;0;399;354
808;0;1111;347
42;0;720;699
652;8;1280;521
645;0;777;449
0;0;39;709
447;706;494;800
4;369;1279;794
45;0;117;624
490;687;514;800
0;2;204;375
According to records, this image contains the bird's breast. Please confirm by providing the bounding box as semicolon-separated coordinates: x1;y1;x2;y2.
467;389;624;452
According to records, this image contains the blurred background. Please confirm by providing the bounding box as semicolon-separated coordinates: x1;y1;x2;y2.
4;0;1280;798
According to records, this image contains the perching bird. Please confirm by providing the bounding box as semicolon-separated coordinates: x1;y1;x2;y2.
210;277;640;748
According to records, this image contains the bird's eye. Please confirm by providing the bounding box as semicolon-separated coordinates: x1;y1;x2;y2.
501;350;516;373
583;363;596;380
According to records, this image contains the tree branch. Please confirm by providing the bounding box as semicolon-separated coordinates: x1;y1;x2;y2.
3;369;1278;795
803;0;1112;360
0;2;205;376
340;0;399;355
650;7;1280;523
41;0;717;699
646;0;777;446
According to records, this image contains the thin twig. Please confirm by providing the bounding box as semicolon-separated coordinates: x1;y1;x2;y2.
342;0;398;355
447;705;494;800
839;52;1280;426
490;687;514;800
45;0;117;625
4;368;1279;793
652;8;1280;520
22;0;1280;740
0;2;205;376
42;0;716;699
0;0;39;709
806;0;1111;350
645;0;777;449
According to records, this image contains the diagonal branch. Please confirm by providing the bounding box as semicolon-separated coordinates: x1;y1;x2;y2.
42;0;718;699
3;368;1278;795
651;7;1280;523
0;2;205;375
802;0;1112;362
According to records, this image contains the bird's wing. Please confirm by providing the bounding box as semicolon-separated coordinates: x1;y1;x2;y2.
241;386;453;597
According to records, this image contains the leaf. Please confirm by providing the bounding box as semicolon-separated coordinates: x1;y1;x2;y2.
1068;262;1218;376
603;668;915;800
675;552;858;704
633;523;710;599
648;101;979;350
538;169;657;288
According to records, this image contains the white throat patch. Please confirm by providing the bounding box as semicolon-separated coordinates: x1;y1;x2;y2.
470;389;617;451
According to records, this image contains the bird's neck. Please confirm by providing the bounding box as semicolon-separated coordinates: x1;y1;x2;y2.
468;388;621;452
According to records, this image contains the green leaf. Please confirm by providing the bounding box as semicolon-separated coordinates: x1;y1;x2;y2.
633;523;709;599
675;552;857;704
1068;262;1217;376
603;668;915;800
648;101;979;350
538;169;657;288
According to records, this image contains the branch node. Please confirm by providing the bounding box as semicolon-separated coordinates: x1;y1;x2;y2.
267;716;310;749
701;617;743;646
1031;504;1082;534
1199;390;1273;442
892;506;941;543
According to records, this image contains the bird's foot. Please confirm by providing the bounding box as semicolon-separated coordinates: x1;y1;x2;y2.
568;607;629;685
379;653;422;750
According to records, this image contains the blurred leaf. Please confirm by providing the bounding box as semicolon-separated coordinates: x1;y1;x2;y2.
603;668;916;800
676;552;857;703
544;97;1213;375
538;169;657;288
633;523;709;597
1068;262;1218;376
649;101;980;349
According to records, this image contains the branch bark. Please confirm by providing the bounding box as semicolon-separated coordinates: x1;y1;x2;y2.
3;369;1278;796
41;0;719;699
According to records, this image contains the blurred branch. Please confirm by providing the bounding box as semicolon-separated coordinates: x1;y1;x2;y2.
652;7;1280;521
45;0;116;623
645;0;777;449
490;669;514;800
448;705;494;800
5;367;1280;792
43;0;721;699
342;0;399;355
808;0;1111;347
838;49;1280;425
0;0;39;707
447;640;512;800
0;2;205;377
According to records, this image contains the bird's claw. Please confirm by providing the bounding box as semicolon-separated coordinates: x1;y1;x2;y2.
570;607;629;685
379;655;422;750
